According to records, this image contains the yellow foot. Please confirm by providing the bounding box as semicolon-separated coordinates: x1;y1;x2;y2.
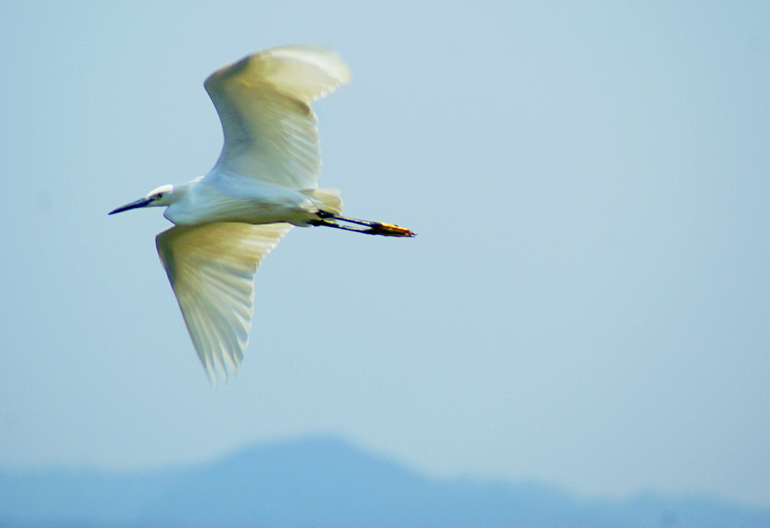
369;222;416;237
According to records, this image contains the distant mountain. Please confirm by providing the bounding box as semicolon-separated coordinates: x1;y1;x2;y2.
0;436;767;527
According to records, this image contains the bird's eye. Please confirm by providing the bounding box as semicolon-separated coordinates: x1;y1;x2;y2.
155;193;163;199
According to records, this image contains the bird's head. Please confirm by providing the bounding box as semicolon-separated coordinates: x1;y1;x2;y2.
109;184;176;215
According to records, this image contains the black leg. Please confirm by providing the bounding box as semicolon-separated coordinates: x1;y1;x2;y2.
311;212;415;237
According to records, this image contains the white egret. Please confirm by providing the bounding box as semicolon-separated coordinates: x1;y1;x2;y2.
110;45;414;384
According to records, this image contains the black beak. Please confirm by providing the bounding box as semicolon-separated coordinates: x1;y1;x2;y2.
109;197;153;215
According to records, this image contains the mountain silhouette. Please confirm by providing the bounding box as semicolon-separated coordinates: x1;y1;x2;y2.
1;436;767;527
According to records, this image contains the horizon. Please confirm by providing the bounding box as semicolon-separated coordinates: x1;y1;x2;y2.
3;436;769;528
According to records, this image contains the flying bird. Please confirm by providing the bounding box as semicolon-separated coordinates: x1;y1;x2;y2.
110;45;414;384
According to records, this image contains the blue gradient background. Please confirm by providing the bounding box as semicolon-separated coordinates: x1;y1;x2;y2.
0;1;768;506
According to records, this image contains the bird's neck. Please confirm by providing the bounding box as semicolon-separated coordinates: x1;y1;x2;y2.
162;178;200;225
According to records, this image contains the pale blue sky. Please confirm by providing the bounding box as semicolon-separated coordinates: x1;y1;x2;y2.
0;0;768;506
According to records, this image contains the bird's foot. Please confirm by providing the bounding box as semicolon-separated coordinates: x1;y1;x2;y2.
312;212;416;237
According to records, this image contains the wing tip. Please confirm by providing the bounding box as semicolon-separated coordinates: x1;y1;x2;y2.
202;349;243;387
205;44;352;100
267;44;351;81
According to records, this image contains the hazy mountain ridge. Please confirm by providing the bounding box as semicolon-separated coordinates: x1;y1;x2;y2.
1;437;767;527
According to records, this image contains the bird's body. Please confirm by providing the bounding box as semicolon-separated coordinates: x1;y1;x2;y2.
110;45;414;384
161;176;337;226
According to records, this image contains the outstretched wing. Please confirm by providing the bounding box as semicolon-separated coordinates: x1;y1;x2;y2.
204;45;351;190
156;222;293;384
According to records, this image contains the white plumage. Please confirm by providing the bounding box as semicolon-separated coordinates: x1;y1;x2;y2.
110;45;414;384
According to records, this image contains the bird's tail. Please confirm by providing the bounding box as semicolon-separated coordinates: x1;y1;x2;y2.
306;187;344;215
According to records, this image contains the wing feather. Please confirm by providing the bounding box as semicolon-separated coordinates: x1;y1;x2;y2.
156;222;293;384
204;45;351;190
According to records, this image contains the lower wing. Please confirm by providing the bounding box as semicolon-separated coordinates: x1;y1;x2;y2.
155;222;293;384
